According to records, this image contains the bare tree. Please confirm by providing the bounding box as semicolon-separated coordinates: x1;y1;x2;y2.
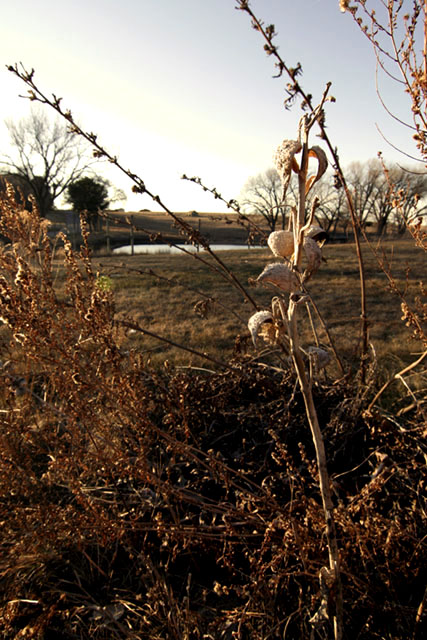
241;167;349;235
344;160;383;231
313;179;348;235
386;166;427;234
241;159;426;238
240;168;286;231
344;159;427;235
1;107;93;216
109;186;127;209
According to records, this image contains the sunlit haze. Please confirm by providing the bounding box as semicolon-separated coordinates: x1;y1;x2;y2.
0;0;420;212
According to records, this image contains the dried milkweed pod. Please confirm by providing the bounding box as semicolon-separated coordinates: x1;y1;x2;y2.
248;310;274;347
305;146;328;195
306;225;328;247
274;139;302;194
267;230;294;258
303;236;322;280
257;262;299;292
306;346;331;370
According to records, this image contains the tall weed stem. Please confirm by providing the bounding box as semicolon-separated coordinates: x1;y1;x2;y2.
236;1;369;379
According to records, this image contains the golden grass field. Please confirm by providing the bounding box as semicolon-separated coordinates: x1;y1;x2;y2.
81;234;426;377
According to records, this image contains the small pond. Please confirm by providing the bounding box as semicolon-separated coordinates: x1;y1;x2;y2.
113;243;265;255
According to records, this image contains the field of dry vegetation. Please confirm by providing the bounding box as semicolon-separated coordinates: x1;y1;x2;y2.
93;235;425;374
1;1;427;638
0;188;425;640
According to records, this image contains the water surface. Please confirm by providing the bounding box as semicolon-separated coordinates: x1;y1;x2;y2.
113;243;264;255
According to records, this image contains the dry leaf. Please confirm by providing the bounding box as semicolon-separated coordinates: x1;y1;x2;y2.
306;146;328;195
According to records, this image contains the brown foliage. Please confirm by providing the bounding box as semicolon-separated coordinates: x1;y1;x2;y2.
0;188;425;638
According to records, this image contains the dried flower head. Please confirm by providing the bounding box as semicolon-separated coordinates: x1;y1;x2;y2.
339;0;350;12
257;262;299;293
267;230;294;258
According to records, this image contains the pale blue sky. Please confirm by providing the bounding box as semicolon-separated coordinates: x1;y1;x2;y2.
0;0;420;211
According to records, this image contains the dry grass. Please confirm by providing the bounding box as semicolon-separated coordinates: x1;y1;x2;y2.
83;237;425;374
1;191;425;639
3;6;426;634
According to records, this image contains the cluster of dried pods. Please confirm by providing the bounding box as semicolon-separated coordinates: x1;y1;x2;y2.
247;137;331;373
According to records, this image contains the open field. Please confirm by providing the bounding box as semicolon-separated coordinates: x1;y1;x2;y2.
10;206;426;378
84;237;426;377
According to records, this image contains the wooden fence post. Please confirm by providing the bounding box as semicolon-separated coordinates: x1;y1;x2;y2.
130;215;134;256
106;218;111;253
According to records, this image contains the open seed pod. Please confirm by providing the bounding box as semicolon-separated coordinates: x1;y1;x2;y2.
257;262;299;293
267;230;294;258
274;139;302;192
303;236;322;280
305;146;328;195
306;225;329;247
248;310;274;347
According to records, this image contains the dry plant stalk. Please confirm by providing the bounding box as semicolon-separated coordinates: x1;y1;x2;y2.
1;19;426;639
341;1;427;413
236;0;370;381
342;0;427;163
249;105;344;639
3;7;425;638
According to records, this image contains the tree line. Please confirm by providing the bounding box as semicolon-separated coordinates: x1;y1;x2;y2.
240;161;427;236
2;108;426;239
